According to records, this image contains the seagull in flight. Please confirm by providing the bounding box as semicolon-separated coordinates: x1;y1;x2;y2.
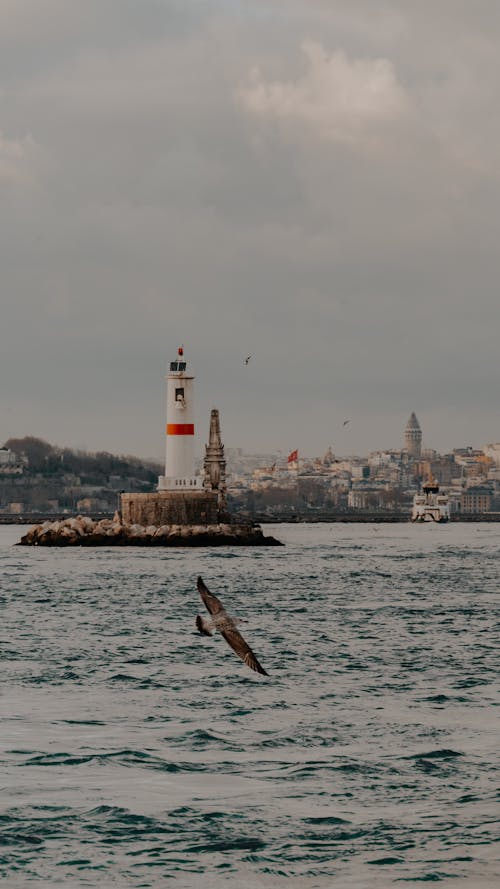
342;418;350;427
195;576;268;676
245;355;252;365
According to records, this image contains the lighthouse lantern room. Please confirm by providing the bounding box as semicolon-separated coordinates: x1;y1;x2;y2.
158;347;203;491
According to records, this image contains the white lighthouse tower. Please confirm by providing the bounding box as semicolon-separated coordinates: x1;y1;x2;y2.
158;347;202;491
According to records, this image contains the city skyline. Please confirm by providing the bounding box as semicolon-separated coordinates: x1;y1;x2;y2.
2;412;500;467
1;2;499;458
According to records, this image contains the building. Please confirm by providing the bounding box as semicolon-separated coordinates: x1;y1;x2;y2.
0;448;24;475
453;448;492;485
416;455;456;486
121;348;226;526
76;497;109;514
461;486;492;514
405;413;422;459
483;443;500;468
158;346;202;492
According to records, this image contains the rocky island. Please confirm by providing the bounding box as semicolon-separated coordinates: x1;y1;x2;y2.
17;515;283;547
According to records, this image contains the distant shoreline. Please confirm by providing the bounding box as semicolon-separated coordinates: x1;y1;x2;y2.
254;514;500;524
2;512;500;525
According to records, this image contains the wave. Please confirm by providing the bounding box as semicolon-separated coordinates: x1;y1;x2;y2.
19;749;241;774
2;523;498;887
404;749;463;761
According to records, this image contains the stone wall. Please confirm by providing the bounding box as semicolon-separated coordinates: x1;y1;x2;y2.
121;491;219;526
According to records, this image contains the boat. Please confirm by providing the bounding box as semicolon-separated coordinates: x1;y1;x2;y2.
411;476;450;523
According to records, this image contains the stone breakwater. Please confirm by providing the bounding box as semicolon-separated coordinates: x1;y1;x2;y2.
17;516;283;547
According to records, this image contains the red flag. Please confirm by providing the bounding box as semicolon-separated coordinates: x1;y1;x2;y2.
287;449;298;463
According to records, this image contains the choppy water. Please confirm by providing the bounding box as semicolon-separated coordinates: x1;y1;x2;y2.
1;522;499;888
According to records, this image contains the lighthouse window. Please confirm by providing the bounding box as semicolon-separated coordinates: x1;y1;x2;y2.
178;362;186;371
175;387;185;401
170;361;178;371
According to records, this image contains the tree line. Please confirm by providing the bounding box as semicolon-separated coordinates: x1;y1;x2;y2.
3;436;161;484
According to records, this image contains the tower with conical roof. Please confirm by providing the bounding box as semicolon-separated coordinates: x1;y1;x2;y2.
204;408;227;518
405;412;422;458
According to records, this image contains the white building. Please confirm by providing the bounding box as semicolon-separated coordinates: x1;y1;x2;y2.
0;448;24;474
483;443;500;468
0;448;16;465
158;347;203;491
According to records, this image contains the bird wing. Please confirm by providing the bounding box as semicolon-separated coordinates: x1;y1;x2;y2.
220;625;268;676
197;576;226;616
195;615;213;636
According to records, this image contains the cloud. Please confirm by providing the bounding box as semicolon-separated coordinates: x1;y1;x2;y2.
0;130;36;185
239;40;409;145
0;3;499;457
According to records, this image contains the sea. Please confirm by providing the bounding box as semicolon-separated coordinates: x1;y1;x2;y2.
0;522;499;888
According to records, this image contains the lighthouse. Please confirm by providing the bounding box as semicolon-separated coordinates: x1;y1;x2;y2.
119;347;279;538
158;347;203;491
122;347;225;526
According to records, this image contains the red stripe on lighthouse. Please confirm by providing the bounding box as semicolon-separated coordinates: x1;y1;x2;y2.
166;423;195;435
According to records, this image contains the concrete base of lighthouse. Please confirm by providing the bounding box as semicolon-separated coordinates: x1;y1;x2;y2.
121;490;219;526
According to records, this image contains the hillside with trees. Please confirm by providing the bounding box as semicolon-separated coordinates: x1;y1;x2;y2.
0;436;162;515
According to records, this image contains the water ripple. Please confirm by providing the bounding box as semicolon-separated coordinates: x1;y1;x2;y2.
1;522;499;886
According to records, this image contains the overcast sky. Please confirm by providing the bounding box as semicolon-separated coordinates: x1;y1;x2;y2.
1;0;499;460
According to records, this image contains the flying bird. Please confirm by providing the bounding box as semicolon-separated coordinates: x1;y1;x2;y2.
245;355;252;365
195;576;268;676
342;418;350;427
